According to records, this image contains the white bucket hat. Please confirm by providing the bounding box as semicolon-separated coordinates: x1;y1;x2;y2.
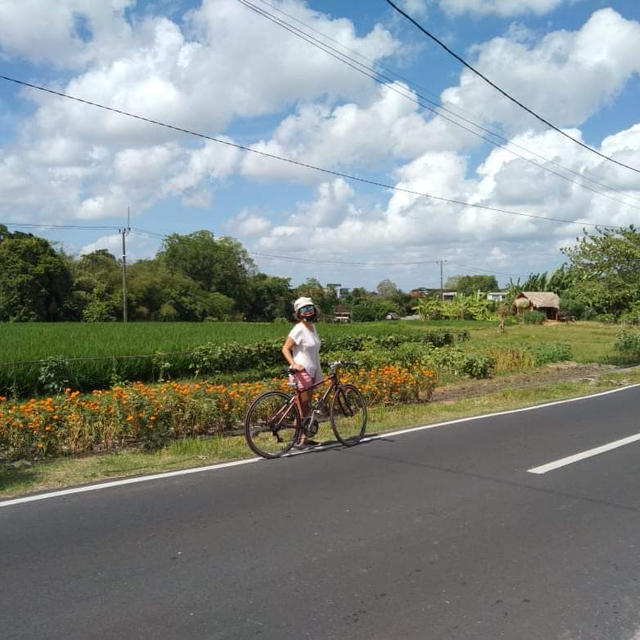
293;296;315;312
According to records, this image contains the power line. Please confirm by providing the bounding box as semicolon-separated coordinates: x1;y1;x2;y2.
1;222;120;231
385;0;640;177
238;0;640;212
447;261;529;279
0;74;624;232
249;250;443;267
130;228;525;274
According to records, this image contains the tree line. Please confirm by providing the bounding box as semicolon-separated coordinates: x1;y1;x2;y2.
0;227;412;322
1;224;639;323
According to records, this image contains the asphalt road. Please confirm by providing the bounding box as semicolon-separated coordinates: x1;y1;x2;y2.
2;386;640;639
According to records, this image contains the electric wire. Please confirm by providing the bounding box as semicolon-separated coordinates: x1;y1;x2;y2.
1;222;120;231
0;73;628;231
239;0;640;211
385;0;640;176
0;222;561;280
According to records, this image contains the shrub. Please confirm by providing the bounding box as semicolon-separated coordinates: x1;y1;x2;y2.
530;343;573;365
523;310;546;325
422;347;495;379
559;298;585;320
614;329;640;356
594;313;616;324
488;347;536;373
38;356;73;395
619;311;640;326
460;354;495;378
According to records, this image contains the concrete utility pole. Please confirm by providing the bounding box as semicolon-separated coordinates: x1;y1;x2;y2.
438;259;448;300
119;208;131;323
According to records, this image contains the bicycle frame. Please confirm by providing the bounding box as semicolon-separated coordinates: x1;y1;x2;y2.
268;369;339;435
291;368;340;418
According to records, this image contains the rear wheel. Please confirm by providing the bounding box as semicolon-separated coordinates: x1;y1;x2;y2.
245;391;301;458
330;384;367;446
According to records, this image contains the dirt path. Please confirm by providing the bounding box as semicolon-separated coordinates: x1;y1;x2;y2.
432;362;630;403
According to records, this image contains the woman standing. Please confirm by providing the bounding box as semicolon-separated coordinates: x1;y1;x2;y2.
281;296;322;446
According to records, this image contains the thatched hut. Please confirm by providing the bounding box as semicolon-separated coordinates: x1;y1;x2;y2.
513;292;560;320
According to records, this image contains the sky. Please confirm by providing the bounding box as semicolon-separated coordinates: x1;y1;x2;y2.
1;0;640;291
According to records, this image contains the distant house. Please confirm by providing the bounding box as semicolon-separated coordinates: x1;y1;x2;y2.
333;304;351;323
442;291;457;301
486;291;507;302
326;283;341;297
513;291;560;320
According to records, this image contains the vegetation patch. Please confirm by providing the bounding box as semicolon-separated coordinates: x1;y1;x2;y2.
0;328;455;398
0;365;436;462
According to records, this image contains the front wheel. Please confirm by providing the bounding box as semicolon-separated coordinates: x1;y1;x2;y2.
330;384;367;446
245;391;301;458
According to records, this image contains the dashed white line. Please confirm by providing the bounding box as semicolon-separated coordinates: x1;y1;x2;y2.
528;432;640;474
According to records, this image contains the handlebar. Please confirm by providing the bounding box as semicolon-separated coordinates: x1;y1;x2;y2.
327;360;359;372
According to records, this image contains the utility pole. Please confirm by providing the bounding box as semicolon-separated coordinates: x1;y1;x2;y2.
119;208;131;323
437;259;448;301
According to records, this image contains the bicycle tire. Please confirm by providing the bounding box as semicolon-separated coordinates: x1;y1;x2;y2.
244;391;301;458
330;384;367;446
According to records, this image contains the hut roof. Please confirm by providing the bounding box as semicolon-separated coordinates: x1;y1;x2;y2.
516;291;560;309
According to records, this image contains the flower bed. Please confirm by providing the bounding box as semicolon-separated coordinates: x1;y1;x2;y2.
0;365;436;461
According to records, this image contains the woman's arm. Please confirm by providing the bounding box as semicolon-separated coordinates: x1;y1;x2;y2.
282;336;304;371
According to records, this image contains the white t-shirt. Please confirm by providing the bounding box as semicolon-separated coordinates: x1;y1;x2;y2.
288;322;322;382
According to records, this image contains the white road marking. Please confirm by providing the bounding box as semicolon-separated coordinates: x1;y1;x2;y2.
528;432;640;474
366;383;640;441
2;383;640;508
0;458;260;508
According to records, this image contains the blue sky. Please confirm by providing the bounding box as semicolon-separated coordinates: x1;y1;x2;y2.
1;0;640;290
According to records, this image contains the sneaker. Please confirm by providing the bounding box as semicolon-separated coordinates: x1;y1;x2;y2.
293;439;320;449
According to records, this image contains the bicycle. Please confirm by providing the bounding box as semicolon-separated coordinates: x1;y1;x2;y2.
244;360;367;459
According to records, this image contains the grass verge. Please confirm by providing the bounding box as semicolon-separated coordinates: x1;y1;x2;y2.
3;365;640;501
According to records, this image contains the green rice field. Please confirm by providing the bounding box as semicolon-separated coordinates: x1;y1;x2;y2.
0;321;439;363
0;320;628;399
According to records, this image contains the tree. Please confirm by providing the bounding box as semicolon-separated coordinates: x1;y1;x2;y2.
414;295;443;320
547;265;572;293
158;231;255;306
351;298;402;322
444;276;460;290
344;287;369;305
0;227;72;321
127;259;235;321
521;267;572;295
561;226;640;316
67;250;122;322
294;278;338;316
456;275;498;296
376;279;399;299
244;273;292;321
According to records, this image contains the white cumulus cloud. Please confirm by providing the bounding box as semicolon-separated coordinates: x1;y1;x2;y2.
438;0;575;17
